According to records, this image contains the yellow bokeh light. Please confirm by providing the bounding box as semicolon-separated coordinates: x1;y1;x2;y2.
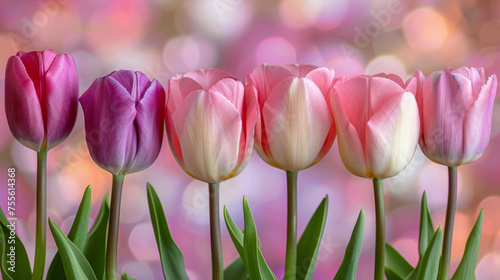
403;8;448;50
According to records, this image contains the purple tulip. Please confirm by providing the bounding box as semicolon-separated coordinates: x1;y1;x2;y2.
80;70;165;175
5;50;78;151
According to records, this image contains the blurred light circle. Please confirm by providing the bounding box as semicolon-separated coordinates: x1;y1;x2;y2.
279;0;315;29
476;253;500;280
162;36;217;74
477;196;500;235
403;8;448;50
128;223;158;261
255;37;297;65
121;184;147;224
365;55;407;77
181;180;209;226
186;0;253;38
417;164;463;209
312;0;349;29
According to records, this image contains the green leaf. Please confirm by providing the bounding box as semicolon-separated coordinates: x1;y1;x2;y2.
224;257;248;280
243;197;262;280
385;243;413;279
0;207;31;280
415;226;443;280
333;210;365;280
146;183;189;280
48;219;97;280
296;196;328;280
47;186;92;280
224;204;276;280
418;192;434;260
83;192;110;280
451;210;484;280
121;272;136;280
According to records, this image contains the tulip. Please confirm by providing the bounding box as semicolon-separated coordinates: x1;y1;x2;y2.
165;68;258;279
80;70;165;280
330;75;420;280
414;67;497;280
246;64;336;279
4;50;78;280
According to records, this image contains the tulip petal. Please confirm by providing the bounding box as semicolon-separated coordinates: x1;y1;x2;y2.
108;70;152;101
373;73;405;88
283;64;317;77
185;68;234;90
128;80;165;173
229;84;259;178
18;50;57;99
262;77;332;171
44;54;79;149
4;56;45;151
80;76;137;174
366;92;419;178
421;72;473;166
246;64;295;107
172;90;242;183
330;87;366;177
209;78;245;114
168;76;204;112
305;67;336;98
462;74;497;164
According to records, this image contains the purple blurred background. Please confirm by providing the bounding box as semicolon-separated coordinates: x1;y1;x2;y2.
1;0;500;279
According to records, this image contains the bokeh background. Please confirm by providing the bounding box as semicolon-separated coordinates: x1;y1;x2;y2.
1;0;500;279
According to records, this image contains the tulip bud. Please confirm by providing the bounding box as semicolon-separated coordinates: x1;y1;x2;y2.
165;68;258;183
417;67;497;166
5;50;78;151
246;64;337;172
330;75;420;179
80;70;165;175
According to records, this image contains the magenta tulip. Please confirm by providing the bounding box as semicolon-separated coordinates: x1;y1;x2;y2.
5;50;78;151
80;70;165;175
165;68;258;183
246;64;336;172
330;75;420;179
416;67;497;166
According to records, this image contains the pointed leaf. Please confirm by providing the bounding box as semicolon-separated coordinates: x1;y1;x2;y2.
297;196;328;280
147;183;189;280
47;186;92;280
224;257;248;280
385;243;413;279
451;210;484;280
243;197;262;280
224;205;276;280
416;226;443;280
121;272;136;280
83;192;110;280
0;206;31;280
418;192;434;260
48;219;97;280
333;210;365;280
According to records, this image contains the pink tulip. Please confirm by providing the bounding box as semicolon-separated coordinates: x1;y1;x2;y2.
331;75;420;179
80;70;165;175
416;67;497;166
165;68;258;183
5;50;78;151
246;64;336;172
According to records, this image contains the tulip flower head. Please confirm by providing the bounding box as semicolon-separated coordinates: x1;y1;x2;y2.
80;70;165;175
246;64;337;172
331;75;420;179
415;67;497;167
165;68;258;183
5;50;78;151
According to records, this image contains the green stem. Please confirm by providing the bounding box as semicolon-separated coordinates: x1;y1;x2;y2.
437;166;457;280
32;150;47;280
209;182;223;280
106;174;125;280
373;178;385;280
284;171;298;280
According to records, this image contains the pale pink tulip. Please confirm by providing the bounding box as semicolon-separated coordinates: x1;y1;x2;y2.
246;64;336;172
166;69;258;183
331;75;420;179
417;67;497;166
